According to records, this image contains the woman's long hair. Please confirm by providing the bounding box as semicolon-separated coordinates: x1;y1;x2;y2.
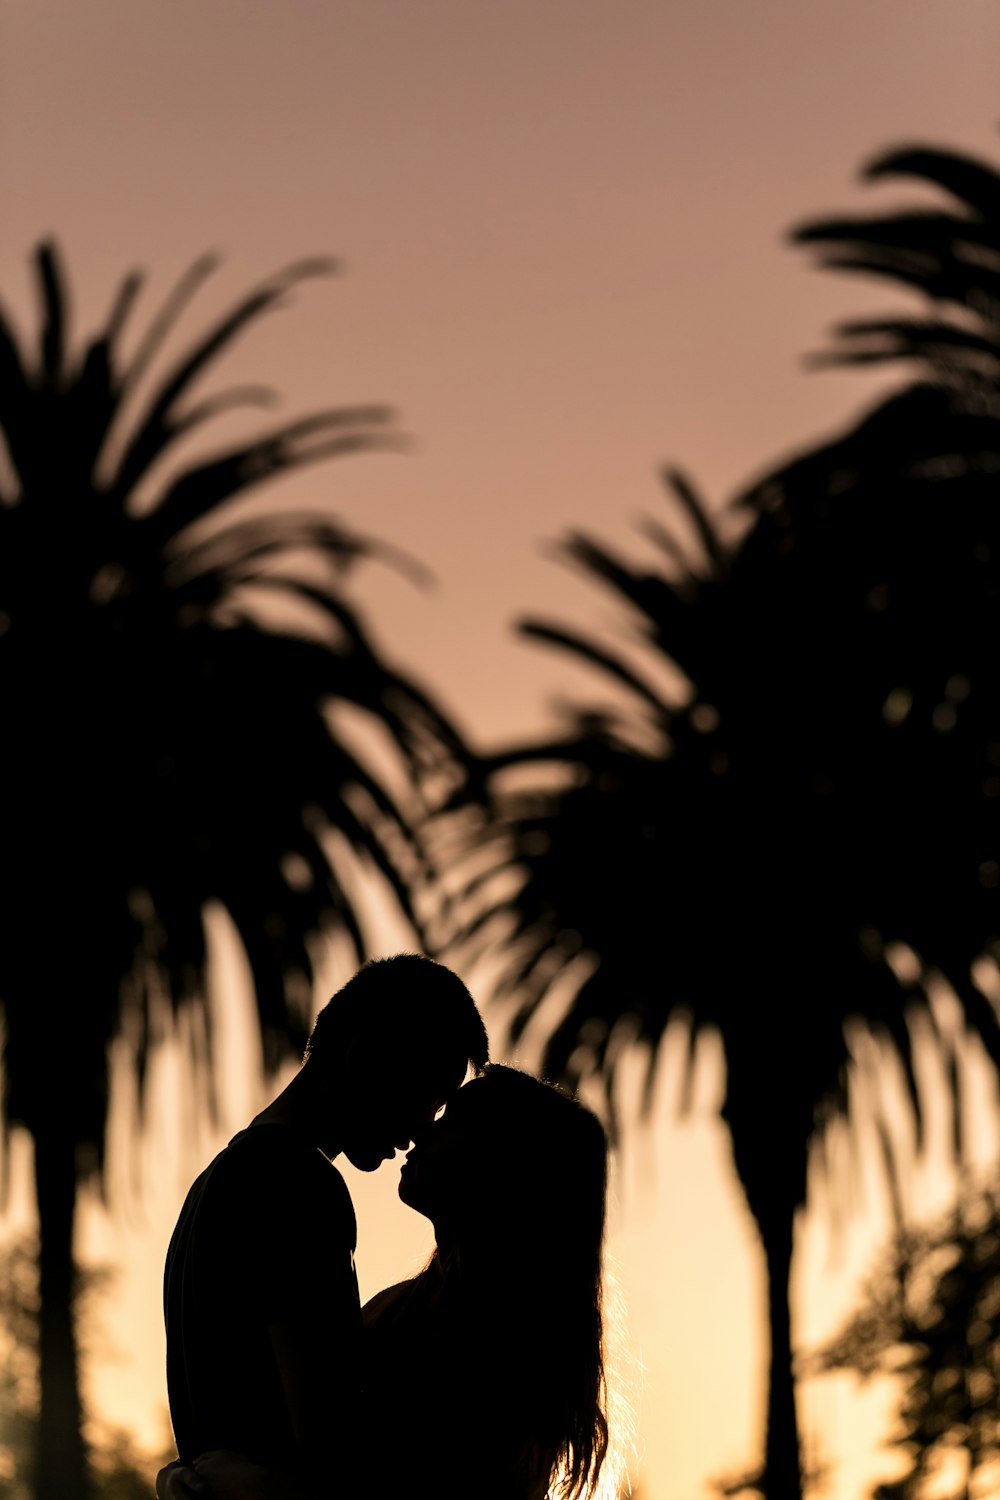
429;1064;610;1498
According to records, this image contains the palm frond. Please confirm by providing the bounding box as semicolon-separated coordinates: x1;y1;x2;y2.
864;144;1000;218
146;406;398;546
35;244;67;387
663;466;728;572
805;318;1000;375
792;144;1000;405
517;621;672;721
109;256;339;502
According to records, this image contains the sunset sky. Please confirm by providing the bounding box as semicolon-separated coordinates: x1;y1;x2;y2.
2;2;1000;1496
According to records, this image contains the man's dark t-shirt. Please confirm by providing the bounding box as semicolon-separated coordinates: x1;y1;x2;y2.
164;1121;360;1469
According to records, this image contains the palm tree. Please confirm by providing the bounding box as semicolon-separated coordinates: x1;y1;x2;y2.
808;1174;1000;1498
437;143;1000;1499
0;244;464;1500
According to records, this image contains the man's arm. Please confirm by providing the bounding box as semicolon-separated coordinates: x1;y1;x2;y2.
230;1138;363;1485
267;1272;363;1490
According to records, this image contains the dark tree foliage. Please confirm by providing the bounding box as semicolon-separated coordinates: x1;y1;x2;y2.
809;1177;1000;1500
0;1235;176;1500
437;142;1000;1500
0;1237;39;1499
0;245;464;1500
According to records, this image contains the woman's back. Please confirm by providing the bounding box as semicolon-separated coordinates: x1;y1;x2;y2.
363;1271;553;1499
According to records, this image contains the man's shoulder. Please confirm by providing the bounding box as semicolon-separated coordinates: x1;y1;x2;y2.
167;1127;358;1290
184;1125;355;1225
241;1126;354;1224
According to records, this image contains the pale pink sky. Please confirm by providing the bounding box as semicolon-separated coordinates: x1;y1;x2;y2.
3;0;997;749
2;3;999;1496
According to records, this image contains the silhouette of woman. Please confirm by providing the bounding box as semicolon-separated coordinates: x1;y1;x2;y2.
158;1064;610;1499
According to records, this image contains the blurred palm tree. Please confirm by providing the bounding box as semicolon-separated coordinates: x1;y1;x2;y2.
438;143;1000;1500
0;245;463;1500
807;1173;1000;1500
0;1235;176;1499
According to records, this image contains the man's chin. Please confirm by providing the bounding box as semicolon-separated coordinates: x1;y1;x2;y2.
345;1145;394;1173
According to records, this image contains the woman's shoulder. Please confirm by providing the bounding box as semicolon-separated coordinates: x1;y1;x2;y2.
362;1278;417;1327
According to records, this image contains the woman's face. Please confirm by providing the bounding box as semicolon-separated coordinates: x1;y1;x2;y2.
397;1081;486;1228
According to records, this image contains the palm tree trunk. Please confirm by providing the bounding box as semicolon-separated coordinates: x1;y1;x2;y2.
34;1127;91;1500
759;1203;801;1500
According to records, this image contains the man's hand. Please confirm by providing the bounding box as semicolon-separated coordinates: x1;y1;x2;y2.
155;1460;207;1499
196;1450;294;1500
155;1451;292;1500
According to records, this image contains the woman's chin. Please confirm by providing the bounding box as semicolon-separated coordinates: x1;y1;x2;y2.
397;1164;416;1206
397;1168;431;1219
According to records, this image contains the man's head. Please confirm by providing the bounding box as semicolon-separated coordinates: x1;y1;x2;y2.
303;953;489;1171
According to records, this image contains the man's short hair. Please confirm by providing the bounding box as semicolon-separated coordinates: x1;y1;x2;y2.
305;953;489;1076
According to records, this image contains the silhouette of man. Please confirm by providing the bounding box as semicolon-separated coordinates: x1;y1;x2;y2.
160;954;488;1497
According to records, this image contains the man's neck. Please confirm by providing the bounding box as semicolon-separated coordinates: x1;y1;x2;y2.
251;1066;343;1161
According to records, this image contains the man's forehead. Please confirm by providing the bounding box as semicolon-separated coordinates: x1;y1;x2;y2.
386;1046;470;1094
